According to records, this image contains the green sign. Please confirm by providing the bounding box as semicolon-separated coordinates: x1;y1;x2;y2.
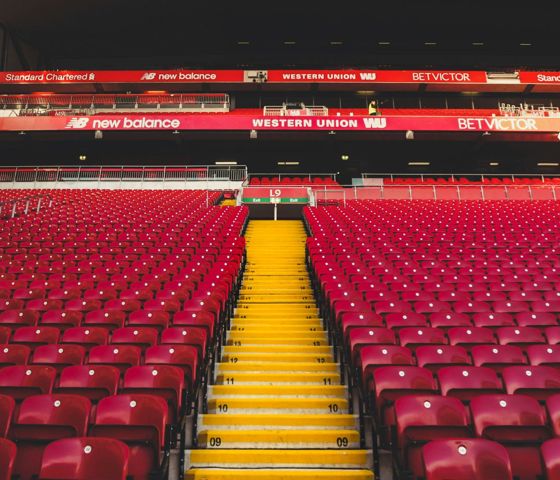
243;197;309;204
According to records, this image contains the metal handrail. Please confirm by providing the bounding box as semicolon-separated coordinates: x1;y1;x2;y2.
245;172;338;186
311;184;559;205
0;193;53;218
0;165;248;184
361;172;560;182
0;93;230;115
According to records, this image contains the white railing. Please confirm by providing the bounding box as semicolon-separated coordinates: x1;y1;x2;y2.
245;172;338;186
0;94;230;117
263;106;329;116
0;165;248;185
498;103;560;118
0;194;53;218
313;185;559;205
361;173;560;183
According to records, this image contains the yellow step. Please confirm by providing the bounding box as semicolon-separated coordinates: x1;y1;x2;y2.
197;429;360;448
208;385;347;397
232;314;321;321
185;468;374;479
239;288;313;294
238;295;316;303
207;396;347;414
216;362;339;373
186;449;373;468
236;304;317;311
244;276;310;282
223;345;331;355
215;372;340;385
222;353;334;363
226;337;327;346
198;413;359;429
228;331;327;340
244;269;309;274
230;326;324;333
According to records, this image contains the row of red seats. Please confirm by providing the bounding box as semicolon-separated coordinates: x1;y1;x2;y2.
340;310;560;337
369;364;560;479
0;189;248;479
357;342;560;384
0;436;130;480
249;176;339;185
0;329;199;389
304;200;560;479
392;393;560;479
385;177;560;185
0;392;167;480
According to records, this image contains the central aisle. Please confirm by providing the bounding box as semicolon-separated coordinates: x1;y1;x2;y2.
186;220;373;479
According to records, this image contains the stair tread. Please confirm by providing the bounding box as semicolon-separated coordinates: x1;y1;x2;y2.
185;468;374;479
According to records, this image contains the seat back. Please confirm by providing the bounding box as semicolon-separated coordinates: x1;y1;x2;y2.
422;439;512;480
91;394;168;479
0;366;56;402
0;438;16;480
57;365;120;402
39;437;129;480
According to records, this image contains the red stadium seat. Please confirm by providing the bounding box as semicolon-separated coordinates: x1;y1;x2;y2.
496;326;546;347
122;365;185;423
87;345;141;373
0;438;16;480
502;366;560;402
160;327;208;361
541;438;560;480
395;395;470;478
415;345;471;373
437;366;503;402
56;365;120;402
0;310;39;329
371;366;437;440
39;310;82;331
470;394;550;480
0;394;15;438
83;310;126;331
526;344;560;367
358;345;414;387
11;327;60;348
447;327;496;351
0;366;56;403
110;327;158;351
30;344;85;374
90;394;168;480
421;439;512;480
61;327;108;350
0;345;31;368
39;437;129;480
471;345;527;373
144;345;199;389
11;394;91;480
398;327;446;350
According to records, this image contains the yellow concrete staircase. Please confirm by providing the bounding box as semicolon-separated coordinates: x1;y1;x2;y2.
185;220;374;479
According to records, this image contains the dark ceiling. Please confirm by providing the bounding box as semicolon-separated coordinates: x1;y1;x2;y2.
1;0;560;69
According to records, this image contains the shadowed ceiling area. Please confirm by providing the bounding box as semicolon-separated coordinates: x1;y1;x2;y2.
1;0;559;69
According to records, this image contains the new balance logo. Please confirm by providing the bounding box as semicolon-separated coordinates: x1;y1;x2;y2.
65;117;90;129
140;72;157;81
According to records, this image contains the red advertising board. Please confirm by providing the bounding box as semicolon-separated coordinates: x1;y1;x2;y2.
267;70;488;84
4;68;560;87
0;114;557;133
519;71;560;84
0;69;487;85
0;70;245;84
